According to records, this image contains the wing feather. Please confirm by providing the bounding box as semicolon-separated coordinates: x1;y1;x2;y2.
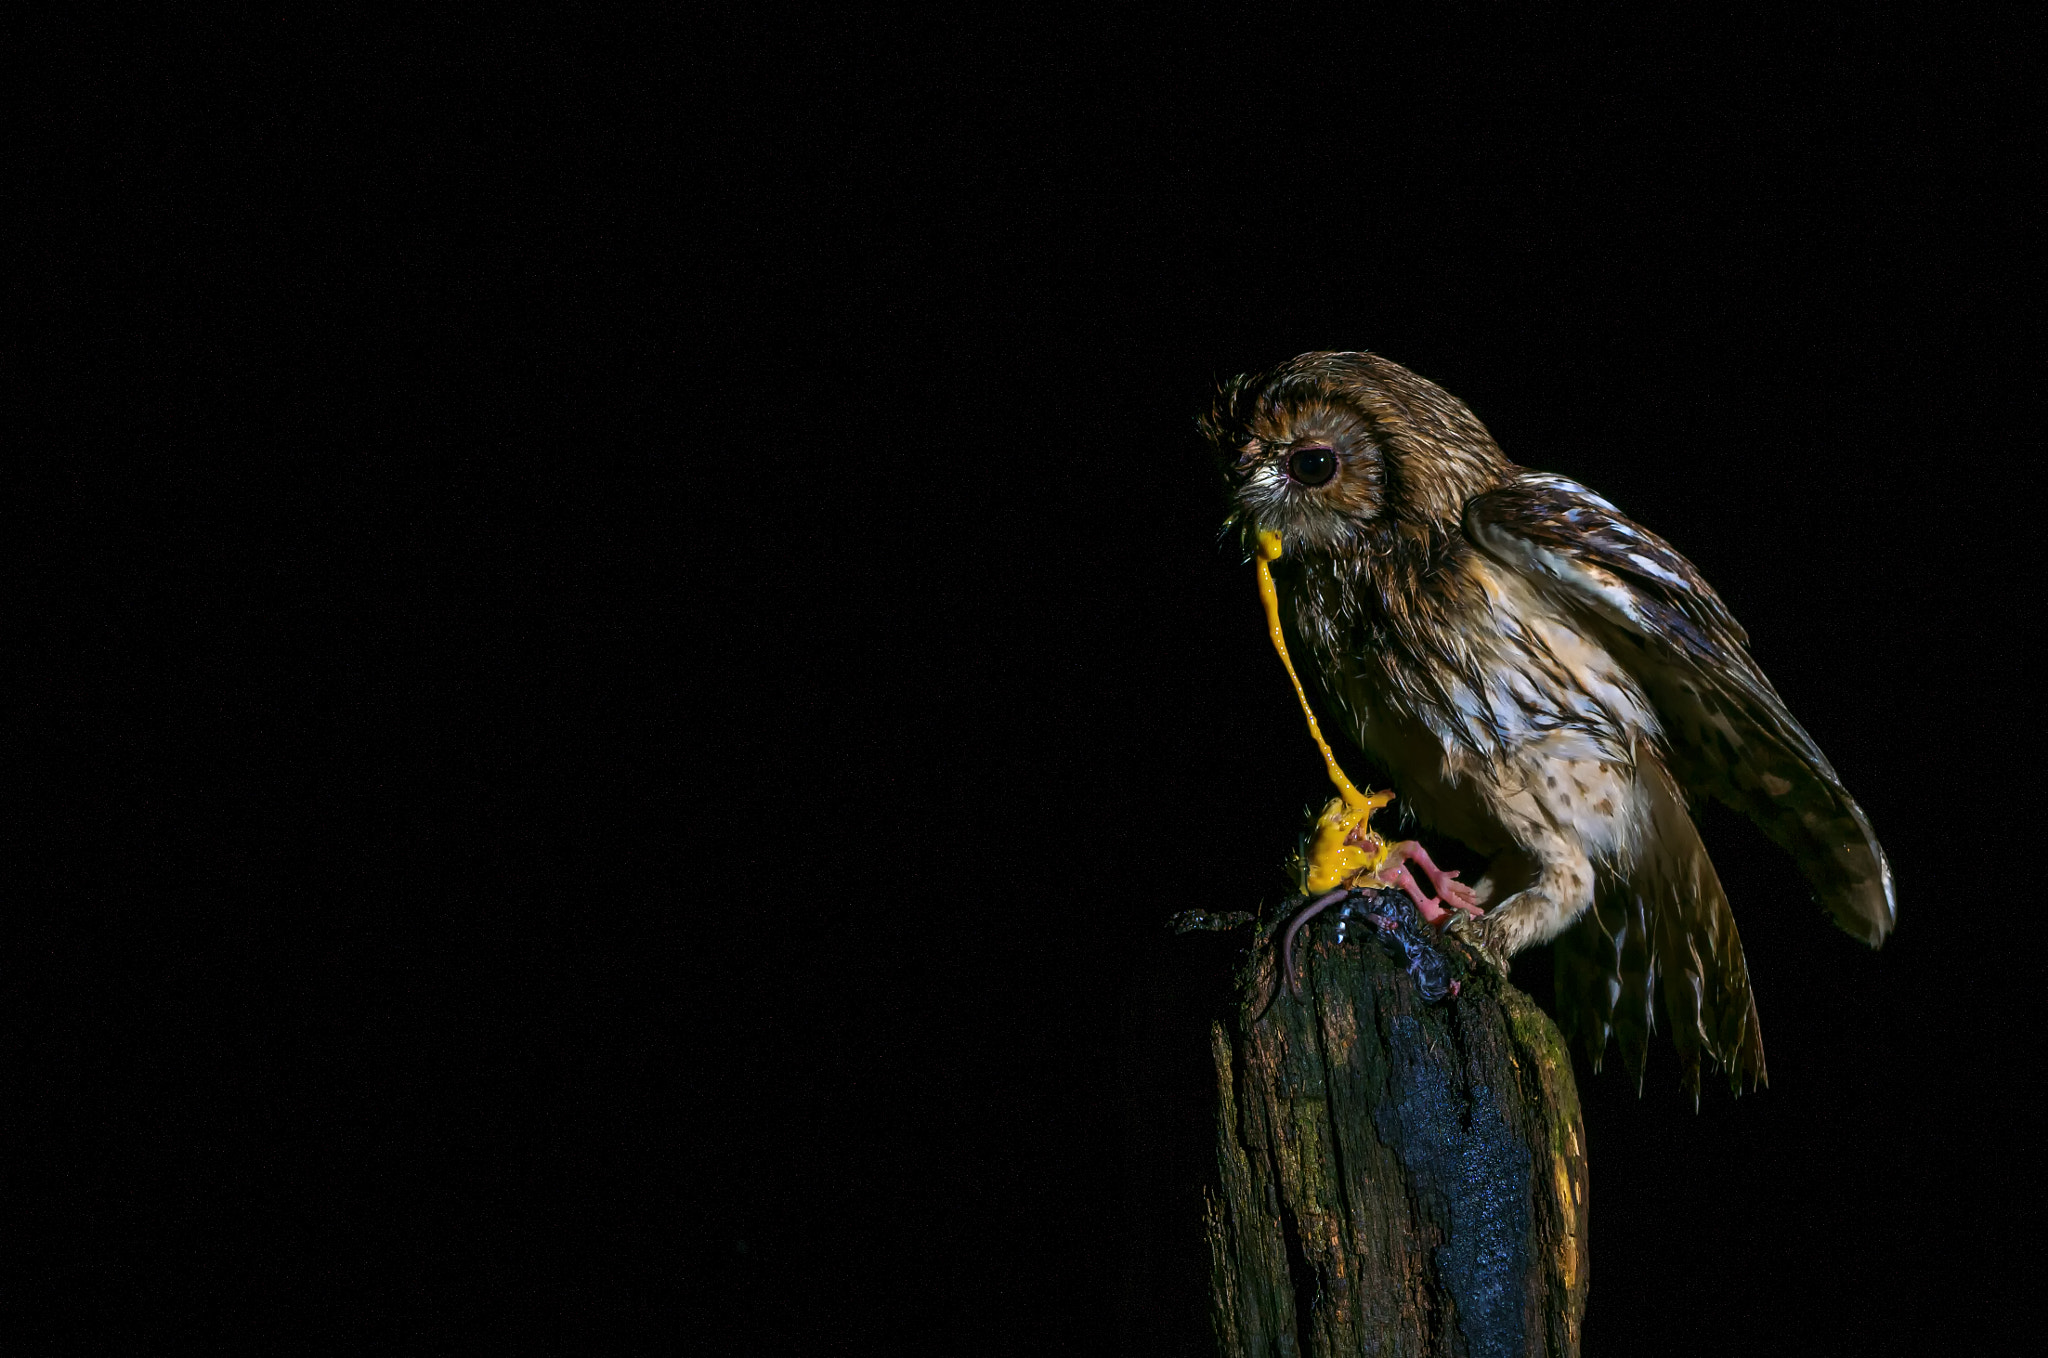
1466;473;1895;947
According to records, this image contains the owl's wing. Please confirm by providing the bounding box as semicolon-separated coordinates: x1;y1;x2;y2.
1464;472;1895;947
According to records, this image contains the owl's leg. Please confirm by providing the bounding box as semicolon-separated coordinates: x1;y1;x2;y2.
1469;847;1538;910
1471;836;1597;963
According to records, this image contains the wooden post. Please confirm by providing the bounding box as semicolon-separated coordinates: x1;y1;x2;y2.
1197;889;1589;1358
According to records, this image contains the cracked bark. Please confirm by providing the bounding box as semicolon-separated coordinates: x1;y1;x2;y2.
1201;889;1589;1358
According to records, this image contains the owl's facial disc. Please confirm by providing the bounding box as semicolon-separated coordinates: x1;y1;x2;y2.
1229;418;1386;554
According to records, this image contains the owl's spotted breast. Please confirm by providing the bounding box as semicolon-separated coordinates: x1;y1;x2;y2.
1295;559;1655;942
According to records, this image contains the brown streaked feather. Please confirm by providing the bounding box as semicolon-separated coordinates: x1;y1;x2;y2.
1553;762;1767;1099
1639;759;1767;1098
1553;887;1655;1084
1466;473;1896;948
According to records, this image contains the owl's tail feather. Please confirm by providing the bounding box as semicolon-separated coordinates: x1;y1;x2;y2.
1555;763;1766;1100
1554;889;1657;1092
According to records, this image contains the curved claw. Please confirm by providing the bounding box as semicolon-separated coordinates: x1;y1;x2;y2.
1441;911;1509;976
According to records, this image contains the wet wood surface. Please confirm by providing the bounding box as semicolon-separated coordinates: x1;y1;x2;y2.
1199;890;1589;1358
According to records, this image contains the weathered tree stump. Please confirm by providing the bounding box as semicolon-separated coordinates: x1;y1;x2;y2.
1199;889;1589;1358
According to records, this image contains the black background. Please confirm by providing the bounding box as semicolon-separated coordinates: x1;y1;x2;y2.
12;8;2041;1353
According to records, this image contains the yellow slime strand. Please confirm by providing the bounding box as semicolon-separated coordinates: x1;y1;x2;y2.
1255;530;1394;893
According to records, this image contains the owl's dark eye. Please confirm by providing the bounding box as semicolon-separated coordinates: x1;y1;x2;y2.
1287;446;1336;486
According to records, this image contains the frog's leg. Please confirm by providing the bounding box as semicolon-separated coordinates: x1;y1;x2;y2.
1380;842;1484;924
1380;858;1452;924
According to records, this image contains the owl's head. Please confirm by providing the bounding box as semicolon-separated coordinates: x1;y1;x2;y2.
1200;351;1511;558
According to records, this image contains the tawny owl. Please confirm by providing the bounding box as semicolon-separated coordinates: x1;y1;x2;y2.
1203;351;1894;1096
